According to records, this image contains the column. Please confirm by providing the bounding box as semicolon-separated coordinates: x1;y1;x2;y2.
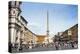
9;27;16;47
17;30;21;51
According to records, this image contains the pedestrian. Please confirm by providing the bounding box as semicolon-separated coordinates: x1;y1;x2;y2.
59;44;61;50
55;42;59;50
74;42;78;48
71;42;74;48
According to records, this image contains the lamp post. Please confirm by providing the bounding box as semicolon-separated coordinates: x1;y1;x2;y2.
68;30;72;42
46;10;49;46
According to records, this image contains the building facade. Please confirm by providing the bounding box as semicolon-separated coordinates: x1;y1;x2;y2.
9;1;22;48
22;28;37;46
36;35;48;44
60;24;78;43
9;1;37;52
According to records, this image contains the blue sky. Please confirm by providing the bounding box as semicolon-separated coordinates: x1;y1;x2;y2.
20;2;78;36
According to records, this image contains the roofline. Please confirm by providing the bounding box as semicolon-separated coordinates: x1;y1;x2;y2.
21;16;28;24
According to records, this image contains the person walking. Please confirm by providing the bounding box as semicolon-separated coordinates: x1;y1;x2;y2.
55;42;59;50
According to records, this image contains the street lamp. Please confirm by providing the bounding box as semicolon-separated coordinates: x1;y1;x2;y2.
46;10;49;45
68;30;72;42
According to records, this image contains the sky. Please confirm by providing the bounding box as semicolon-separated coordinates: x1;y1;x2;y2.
20;2;78;36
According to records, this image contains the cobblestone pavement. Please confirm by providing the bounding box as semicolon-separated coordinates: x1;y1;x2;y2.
11;45;78;53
